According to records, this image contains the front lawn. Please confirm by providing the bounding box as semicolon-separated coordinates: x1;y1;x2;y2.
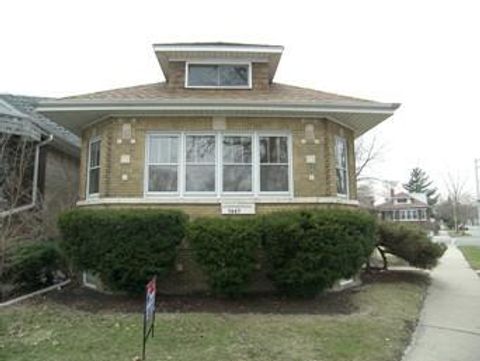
459;246;480;270
0;271;428;361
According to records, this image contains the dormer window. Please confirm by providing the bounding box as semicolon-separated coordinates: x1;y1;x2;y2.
186;63;251;89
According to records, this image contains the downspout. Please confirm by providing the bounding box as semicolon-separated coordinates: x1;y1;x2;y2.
0;134;54;218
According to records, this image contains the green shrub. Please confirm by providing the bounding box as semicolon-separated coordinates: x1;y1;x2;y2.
377;222;446;269
58;209;188;294
188;217;261;297
262;209;376;298
7;241;66;291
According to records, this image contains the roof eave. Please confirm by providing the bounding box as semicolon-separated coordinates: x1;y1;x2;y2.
37;101;399;138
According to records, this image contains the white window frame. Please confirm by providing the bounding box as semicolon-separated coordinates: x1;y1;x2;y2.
86;137;101;198
145;133;181;196
185;61;252;89
335;136;349;198
144;131;292;198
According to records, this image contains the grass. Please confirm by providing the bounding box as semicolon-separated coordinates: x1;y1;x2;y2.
459;246;480;270
0;272;428;361
448;231;471;238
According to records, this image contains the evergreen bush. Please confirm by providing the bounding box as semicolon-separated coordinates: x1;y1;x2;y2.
58;209;188;294
377;222;446;269
188;217;261;297
262;209;376;297
7;241;66;291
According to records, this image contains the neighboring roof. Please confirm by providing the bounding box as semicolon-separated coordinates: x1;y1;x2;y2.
0;94;80;156
0;99;42;140
153;42;284;82
376;192;429;210
38;82;400;137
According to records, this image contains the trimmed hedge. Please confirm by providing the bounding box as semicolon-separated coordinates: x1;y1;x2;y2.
377;222;446;269
188;217;261;297
58;209;188;294
188;209;376;298
262;209;376;297
7;241;66;291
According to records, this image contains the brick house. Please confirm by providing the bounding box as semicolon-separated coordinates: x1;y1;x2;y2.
0;94;80;236
38;43;400;217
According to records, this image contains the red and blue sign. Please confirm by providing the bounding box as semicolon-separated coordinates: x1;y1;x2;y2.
142;276;156;360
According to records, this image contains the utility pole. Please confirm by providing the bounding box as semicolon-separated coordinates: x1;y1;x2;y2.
475;159;480;225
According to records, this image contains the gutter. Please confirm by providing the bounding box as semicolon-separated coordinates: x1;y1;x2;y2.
37;100;401;114
0;134;54;218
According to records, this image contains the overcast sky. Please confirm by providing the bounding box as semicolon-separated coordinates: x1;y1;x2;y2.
1;0;479;199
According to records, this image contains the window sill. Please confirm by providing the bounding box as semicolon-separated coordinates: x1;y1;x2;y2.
77;196;359;207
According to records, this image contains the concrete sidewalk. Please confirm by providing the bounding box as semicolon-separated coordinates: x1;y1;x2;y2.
403;244;480;361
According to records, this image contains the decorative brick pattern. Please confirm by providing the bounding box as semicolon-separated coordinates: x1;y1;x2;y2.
78;116;356;215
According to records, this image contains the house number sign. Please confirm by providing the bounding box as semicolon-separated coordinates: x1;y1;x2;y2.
221;203;256;215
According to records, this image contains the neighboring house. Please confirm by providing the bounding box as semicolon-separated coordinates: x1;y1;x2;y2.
37;42;400;216
0;94;80;235
376;191;429;223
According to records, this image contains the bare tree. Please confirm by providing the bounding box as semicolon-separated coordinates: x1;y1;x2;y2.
0;133;45;287
444;172;468;232
355;136;385;180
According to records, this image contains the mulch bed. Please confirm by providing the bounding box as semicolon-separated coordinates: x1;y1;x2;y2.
31;285;359;315
26;270;427;316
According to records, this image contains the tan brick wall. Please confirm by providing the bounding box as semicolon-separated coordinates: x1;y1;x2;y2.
78;116;357;212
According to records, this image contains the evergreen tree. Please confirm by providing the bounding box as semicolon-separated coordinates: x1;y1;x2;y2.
403;167;439;210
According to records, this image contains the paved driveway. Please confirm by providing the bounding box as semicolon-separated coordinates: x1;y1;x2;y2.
402;232;480;361
453;226;480;247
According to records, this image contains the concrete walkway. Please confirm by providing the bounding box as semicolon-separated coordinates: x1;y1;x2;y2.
403;239;480;361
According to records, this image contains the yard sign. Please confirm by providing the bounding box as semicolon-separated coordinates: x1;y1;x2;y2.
142;276;156;360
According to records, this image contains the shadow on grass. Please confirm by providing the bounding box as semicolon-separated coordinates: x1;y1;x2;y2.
31;270;429;316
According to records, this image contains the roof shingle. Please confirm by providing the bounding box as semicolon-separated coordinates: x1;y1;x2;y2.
60;82;383;106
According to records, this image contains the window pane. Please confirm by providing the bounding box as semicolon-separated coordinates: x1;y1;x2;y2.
88;168;99;194
90;141;100;167
148;165;177;192
223;165;252;192
223;136;252;163
149;136;178;164
186;136;216;163
260;165;288;192
186;165;215;192
336;169;347;195
260;137;288;163
219;65;249;86
188;65;218;86
335;137;347;169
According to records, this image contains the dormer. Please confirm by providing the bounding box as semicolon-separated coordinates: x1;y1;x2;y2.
153;42;284;90
394;197;410;204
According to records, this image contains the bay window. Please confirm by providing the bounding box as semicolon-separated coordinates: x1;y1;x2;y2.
145;132;291;196
87;139;101;196
335;136;348;196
